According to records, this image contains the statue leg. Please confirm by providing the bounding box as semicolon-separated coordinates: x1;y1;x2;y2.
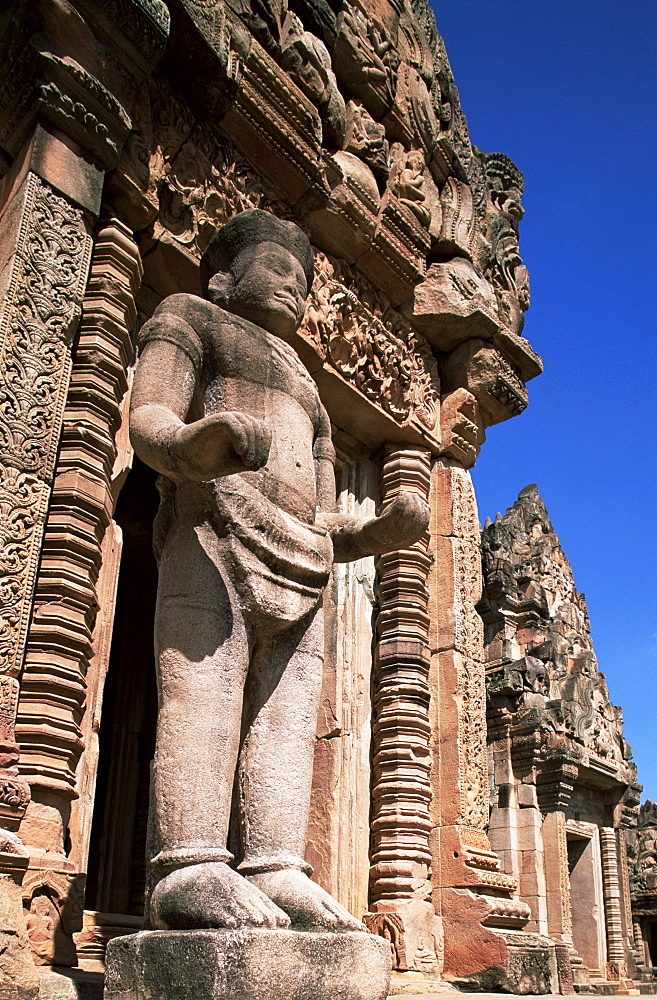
148;522;289;930
237;599;363;931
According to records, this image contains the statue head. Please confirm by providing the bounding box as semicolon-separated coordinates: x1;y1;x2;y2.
200;209;315;339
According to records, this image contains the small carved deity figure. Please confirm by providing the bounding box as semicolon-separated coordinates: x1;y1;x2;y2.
393;150;430;228
345;101;390;186
130;209;428;932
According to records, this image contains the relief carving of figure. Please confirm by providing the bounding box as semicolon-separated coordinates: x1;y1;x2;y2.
334;2;400;120
129;209;428;932
345;101;390;187
482;151;530;335
392;149;430;228
280;12;346;150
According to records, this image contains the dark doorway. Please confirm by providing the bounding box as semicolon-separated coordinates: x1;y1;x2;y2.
85;457;160;917
648;921;657;968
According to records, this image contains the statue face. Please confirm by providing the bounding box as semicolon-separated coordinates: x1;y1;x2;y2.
227;241;309;339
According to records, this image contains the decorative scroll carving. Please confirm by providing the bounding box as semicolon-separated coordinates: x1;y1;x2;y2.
17;220;142;809
450;468;488;831
366;447;442;972
0;177;92;479
0;172;91;837
299;253;439;431
0;470;48;676
22;867;86;967
118;74;288;255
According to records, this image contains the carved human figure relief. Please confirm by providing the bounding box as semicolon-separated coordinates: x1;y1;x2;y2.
129;209;429;932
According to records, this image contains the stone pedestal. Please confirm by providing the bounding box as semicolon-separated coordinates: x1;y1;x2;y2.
0;854;38;1000
105;928;391;1000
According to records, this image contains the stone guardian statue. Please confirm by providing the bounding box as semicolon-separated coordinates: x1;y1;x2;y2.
105;209;429;1000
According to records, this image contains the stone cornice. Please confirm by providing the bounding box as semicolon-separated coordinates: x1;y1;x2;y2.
0;0;169;170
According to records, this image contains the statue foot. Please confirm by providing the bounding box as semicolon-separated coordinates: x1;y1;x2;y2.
150;862;291;930
247;868;364;932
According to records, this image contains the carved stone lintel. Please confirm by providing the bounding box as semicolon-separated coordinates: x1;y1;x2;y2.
221;37;324;205
297;255;439;437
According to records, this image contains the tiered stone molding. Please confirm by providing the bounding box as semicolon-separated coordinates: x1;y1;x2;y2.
365;447;443;973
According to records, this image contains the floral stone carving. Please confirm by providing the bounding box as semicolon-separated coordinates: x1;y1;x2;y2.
299;253;439;432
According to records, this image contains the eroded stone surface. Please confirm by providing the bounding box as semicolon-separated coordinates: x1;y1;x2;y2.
104;928;391;1000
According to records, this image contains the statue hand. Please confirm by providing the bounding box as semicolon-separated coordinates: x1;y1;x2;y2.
171;412;271;481
359;493;429;554
323;492;429;563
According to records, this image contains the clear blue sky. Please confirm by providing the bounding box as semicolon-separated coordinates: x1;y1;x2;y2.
431;1;657;800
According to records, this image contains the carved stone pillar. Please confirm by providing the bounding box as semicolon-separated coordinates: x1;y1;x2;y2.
364;447;444;975
307;457;378;921
0;138;97;836
542;810;575;992
15;219;142;964
428;458;530;984
599;827;626;976
0;127;96;998
0;2;167;978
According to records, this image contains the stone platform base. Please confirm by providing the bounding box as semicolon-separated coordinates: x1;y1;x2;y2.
104;927;391;1000
445;931;558;995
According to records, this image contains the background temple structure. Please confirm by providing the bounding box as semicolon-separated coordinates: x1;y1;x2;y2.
0;0;650;997
480;486;647;994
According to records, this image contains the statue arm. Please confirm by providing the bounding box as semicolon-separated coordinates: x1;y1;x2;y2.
313;408;429;563
130;307;270;482
319;494;429;563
